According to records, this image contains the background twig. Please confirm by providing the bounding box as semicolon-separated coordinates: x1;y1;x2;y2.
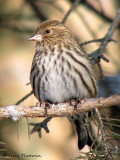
15;90;33;105
90;8;120;65
62;0;80;23
95;108;108;158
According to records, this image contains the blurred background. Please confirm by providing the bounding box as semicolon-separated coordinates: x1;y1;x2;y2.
0;0;120;160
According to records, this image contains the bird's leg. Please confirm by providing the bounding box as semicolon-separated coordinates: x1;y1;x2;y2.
74;99;82;111
36;101;50;115
70;99;87;113
30;117;52;138
44;102;51;116
70;99;81;113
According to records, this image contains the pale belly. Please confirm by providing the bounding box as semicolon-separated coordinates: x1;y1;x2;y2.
39;70;77;103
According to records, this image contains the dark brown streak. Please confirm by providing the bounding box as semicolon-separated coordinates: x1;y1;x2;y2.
66;51;97;96
74;67;93;96
31;67;40;99
62;56;65;63
72;76;78;91
37;76;41;101
51;47;55;53
31;63;37;75
32;74;36;96
36;68;40;78
44;49;48;56
66;51;89;71
61;64;64;73
36;57;42;65
48;56;51;65
34;51;43;59
42;64;45;74
55;43;63;55
91;74;98;96
54;60;59;74
54;60;57;66
57;53;61;59
66;60;72;70
59;48;63;54
68;74;78;94
42;81;45;99
64;44;70;50
73;47;87;58
45;76;48;81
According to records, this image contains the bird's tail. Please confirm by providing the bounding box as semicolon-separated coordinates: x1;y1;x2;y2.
74;117;88;149
68;113;93;150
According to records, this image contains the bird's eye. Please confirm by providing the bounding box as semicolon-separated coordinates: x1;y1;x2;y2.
45;30;51;34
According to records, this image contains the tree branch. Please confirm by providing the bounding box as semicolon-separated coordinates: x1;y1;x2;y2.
90;8;120;65
95;108;108;157
0;94;120;120
62;0;80;24
81;0;119;25
27;0;47;21
80;38;116;47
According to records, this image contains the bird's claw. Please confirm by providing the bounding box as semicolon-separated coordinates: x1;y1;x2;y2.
30;122;49;138
70;99;81;113
74;99;82;112
29;117;52;138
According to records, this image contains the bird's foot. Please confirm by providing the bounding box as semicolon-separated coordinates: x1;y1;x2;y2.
30;117;52;138
44;102;51;116
36;101;50;116
70;99;82;113
74;99;82;111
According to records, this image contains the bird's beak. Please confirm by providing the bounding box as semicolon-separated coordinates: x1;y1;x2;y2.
28;34;42;41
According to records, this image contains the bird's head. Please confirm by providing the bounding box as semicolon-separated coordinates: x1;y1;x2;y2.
28;20;72;45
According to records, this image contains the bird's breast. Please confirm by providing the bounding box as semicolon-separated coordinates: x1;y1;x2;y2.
31;53;76;103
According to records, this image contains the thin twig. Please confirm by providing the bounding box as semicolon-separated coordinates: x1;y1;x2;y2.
15;90;33;105
0;94;120;120
80;38;116;46
27;0;47;21
99;8;120;53
97;0;105;14
90;8;120;64
95;108;108;158
97;62;104;80
62;0;80;24
80;0;118;24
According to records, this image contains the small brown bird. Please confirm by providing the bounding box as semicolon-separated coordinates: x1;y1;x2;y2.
29;20;98;150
